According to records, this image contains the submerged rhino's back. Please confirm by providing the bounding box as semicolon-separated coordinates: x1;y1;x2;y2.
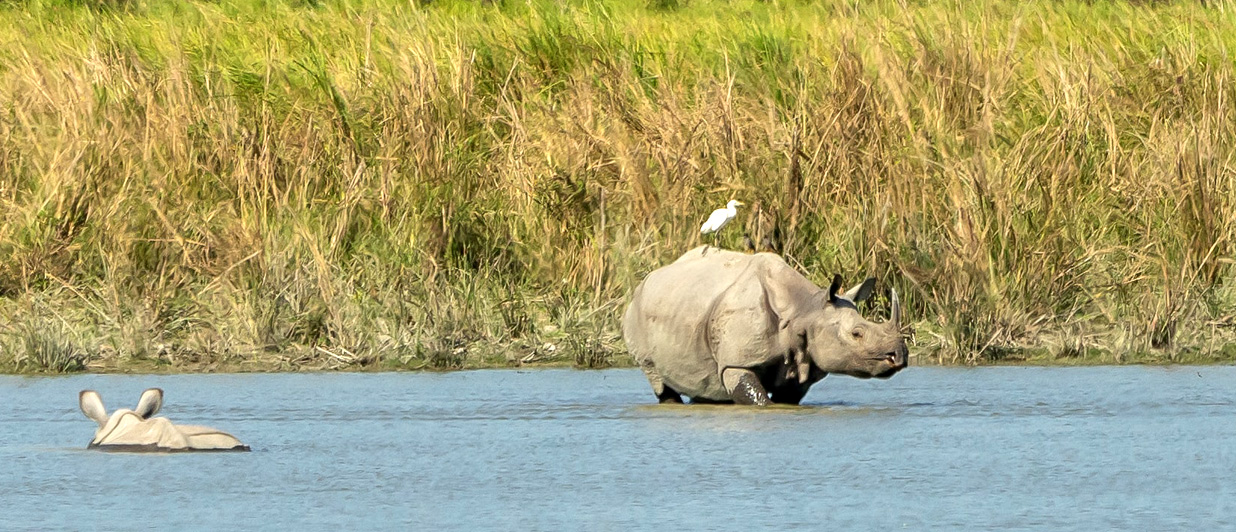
625;248;787;399
178;425;250;451
91;413;189;450
90;414;248;452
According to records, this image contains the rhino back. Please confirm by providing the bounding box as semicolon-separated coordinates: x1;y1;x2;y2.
624;248;793;399
179;425;250;451
92;414;190;450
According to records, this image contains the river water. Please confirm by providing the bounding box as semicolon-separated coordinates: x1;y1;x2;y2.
2;366;1233;530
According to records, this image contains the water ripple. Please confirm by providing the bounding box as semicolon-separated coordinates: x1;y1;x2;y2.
2;366;1235;530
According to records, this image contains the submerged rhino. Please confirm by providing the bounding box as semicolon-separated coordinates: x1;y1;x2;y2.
79;388;249;452
623;247;907;405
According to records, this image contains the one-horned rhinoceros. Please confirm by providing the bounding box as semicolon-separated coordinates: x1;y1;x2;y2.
78;388;249;452
622;247;907;405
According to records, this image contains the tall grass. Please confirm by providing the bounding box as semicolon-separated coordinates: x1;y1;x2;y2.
1;0;1234;372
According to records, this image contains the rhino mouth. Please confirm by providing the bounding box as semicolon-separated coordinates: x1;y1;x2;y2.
868;352;905;379
866;353;899;364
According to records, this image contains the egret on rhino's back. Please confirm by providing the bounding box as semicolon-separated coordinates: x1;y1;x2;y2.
699;199;744;249
700;199;744;234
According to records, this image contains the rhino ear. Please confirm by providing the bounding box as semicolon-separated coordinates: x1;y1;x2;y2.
135;388;163;418
79;390;108;426
827;275;843;305
843;277;877;303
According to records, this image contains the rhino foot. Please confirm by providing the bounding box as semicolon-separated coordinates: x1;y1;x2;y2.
722;368;770;406
640;361;685;404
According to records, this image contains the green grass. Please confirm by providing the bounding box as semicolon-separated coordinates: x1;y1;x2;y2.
1;0;1235;374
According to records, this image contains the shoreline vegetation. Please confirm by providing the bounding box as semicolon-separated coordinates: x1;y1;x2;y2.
2;0;1235;375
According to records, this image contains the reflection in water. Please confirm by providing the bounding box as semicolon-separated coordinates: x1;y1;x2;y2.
2;367;1235;530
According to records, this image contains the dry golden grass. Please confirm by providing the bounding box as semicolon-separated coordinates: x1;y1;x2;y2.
1;0;1234;372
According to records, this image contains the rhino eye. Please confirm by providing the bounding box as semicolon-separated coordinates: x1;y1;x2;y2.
851;329;864;339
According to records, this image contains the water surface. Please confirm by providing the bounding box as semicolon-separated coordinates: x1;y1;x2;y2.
2;367;1233;530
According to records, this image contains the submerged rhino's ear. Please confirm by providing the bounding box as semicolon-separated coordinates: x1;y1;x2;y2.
135;388;163;419
827;275;843;305
843;277;877;303
79;390;108;427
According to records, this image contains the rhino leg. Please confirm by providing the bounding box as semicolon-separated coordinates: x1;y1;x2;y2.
640;361;684;404
721;368;770;406
769;383;808;405
657;388;684;404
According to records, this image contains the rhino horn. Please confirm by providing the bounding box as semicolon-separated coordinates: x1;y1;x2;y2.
79;390;108;427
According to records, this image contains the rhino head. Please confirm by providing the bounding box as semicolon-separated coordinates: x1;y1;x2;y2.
79;388;249;452
797;276;907;380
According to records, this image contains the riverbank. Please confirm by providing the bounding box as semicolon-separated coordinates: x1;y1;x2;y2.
2;0;1235;374
3;343;1235;376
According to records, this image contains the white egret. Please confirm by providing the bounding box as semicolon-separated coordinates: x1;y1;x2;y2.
700;199;744;251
